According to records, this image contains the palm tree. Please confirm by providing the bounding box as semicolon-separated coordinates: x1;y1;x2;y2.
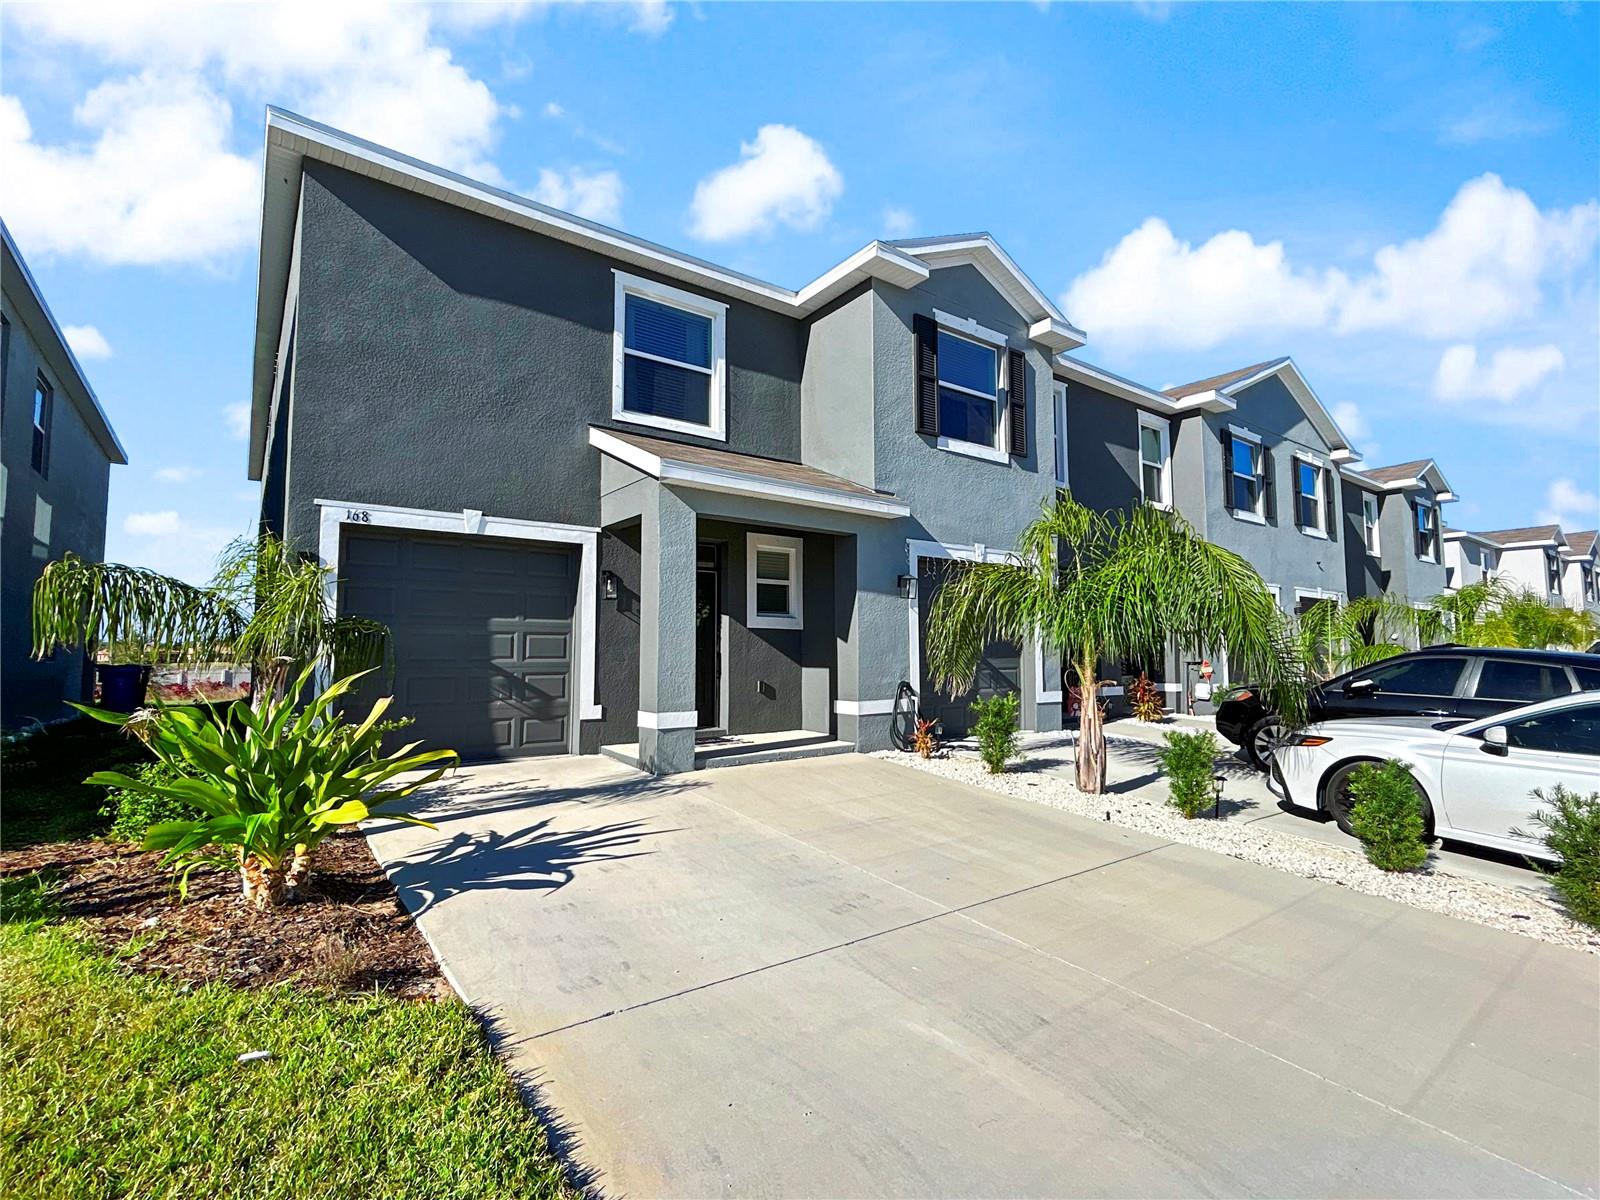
1436;580;1599;650
33;533;388;707
1291;593;1444;679
926;495;1305;794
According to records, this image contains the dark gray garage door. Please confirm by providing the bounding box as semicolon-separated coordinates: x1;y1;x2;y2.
917;556;1021;739
339;529;577;761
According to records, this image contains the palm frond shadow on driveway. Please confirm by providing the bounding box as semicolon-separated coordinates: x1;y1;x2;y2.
379;816;677;916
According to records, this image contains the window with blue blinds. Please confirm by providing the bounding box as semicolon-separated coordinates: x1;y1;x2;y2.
622;295;713;426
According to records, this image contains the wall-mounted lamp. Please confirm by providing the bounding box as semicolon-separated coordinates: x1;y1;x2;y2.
601;570;619;601
897;574;917;600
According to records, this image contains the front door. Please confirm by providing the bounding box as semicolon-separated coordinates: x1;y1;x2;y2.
695;544;721;730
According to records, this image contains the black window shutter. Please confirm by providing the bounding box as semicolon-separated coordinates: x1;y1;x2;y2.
1262;447;1277;525
913;314;939;437
1219;429;1233;512
1007;348;1028;457
1323;467;1338;541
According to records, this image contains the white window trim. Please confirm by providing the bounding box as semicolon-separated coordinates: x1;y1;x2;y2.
1137;412;1172;510
1294;455;1328;539
1052;381;1069;489
1415;497;1438;563
612;269;728;442
314;499;603;752
32;496;51;545
1227;428;1266;523
1295;586;1345;605
1362;492;1381;557
933;323;1009;462
747;532;804;630
1266;584;1282;611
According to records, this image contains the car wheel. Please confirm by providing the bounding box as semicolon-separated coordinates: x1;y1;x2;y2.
1322;762;1435;840
1244;716;1285;771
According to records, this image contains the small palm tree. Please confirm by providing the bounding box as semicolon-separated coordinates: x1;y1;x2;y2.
33;534;387;706
927;495;1305;794
1292;593;1444;679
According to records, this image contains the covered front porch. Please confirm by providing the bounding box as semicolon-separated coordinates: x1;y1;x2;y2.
589;426;913;773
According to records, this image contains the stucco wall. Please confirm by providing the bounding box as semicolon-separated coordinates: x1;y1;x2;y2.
1377;486;1450;601
1059;378;1142;512
279;161;807;549
0;296;113;727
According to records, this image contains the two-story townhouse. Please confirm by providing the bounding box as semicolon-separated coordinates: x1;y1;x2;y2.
1;221;127;728
248;109;1080;772
1473;526;1570;606
1442;526;1503;592
1559;531;1598;615
1337;458;1455;607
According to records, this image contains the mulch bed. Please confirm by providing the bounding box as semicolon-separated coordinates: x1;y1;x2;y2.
0;832;448;1001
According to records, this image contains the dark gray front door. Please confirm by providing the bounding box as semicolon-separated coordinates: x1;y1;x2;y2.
917;557;1021;739
339;529;576;761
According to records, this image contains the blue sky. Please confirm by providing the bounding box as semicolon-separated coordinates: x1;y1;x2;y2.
2;0;1596;583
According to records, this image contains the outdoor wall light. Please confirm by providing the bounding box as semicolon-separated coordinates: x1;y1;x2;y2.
897;574;917;600
601;570;619;601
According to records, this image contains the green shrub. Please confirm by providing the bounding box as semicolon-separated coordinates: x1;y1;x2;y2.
1157;730;1219;818
1524;785;1600;928
101;761;193;843
970;691;1021;774
1348;760;1430;872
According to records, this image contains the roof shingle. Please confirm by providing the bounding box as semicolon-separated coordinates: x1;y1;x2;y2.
1475;525;1562;546
1358;459;1433;485
1162;358;1286;399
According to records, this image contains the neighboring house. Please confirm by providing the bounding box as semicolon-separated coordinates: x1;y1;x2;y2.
1559;530;1598;615
1338;458;1455;606
247;109;1080;771
1442;527;1502;593
0;220;127;728
1474;526;1571;606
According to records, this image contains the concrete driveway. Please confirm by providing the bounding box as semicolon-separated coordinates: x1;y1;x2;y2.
366;754;1599;1198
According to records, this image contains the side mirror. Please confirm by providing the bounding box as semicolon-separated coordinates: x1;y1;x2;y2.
1481;725;1508;756
1344;677;1378;697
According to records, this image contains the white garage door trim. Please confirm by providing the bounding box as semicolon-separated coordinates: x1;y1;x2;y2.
316;500;604;739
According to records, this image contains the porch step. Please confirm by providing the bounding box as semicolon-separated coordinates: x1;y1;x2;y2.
599;733;855;774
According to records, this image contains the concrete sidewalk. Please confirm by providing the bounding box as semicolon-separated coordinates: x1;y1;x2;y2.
367;754;1598;1198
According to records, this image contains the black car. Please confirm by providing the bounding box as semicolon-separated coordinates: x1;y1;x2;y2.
1217;645;1600;769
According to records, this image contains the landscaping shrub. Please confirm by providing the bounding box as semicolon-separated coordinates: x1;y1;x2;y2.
970;691;1021;774
102;760;192;843
1157;730;1219;818
1348;760;1430;872
1128;673;1165;722
912;717;939;760
1524;785;1600;928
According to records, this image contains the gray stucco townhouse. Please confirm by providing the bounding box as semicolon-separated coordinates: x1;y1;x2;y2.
1;219;128;728
248;109;1084;771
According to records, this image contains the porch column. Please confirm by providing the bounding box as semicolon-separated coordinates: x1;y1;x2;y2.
638;481;698;774
834;527;908;752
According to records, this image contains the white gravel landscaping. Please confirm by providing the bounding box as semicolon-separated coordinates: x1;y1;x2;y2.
873;739;1600;955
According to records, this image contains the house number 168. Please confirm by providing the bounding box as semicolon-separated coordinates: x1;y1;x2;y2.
345;509;371;522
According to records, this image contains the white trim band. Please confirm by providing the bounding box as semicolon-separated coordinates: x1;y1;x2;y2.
637;709;699;730
835;699;897;716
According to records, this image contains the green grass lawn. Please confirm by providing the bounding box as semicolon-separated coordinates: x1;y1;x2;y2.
0;878;574;1200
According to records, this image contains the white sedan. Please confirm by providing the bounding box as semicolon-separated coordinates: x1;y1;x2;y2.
1268;691;1600;862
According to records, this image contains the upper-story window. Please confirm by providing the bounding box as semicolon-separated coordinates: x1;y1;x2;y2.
1361;492;1380;555
1413;497;1438;562
612;270;727;441
1295;457;1327;536
937;328;1001;454
1547;549;1563;595
1227;429;1265;522
1051;381;1068;489
1138;413;1171;509
1584;565;1596;604
31;374;53;477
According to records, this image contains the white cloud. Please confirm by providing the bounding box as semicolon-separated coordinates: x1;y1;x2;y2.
1433;343;1566;404
628;0;673;35
224;403;251;440
154;465;201;484
1337;175;1599;338
116;509;243;584
1064;218;1339;350
1537;478;1600;530
0;79;258;267
1063;175;1599;350
532;167;623;224
882;206;916;237
62;324;112;360
123;511;182;537
689;125;843;241
1439;98;1559;145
